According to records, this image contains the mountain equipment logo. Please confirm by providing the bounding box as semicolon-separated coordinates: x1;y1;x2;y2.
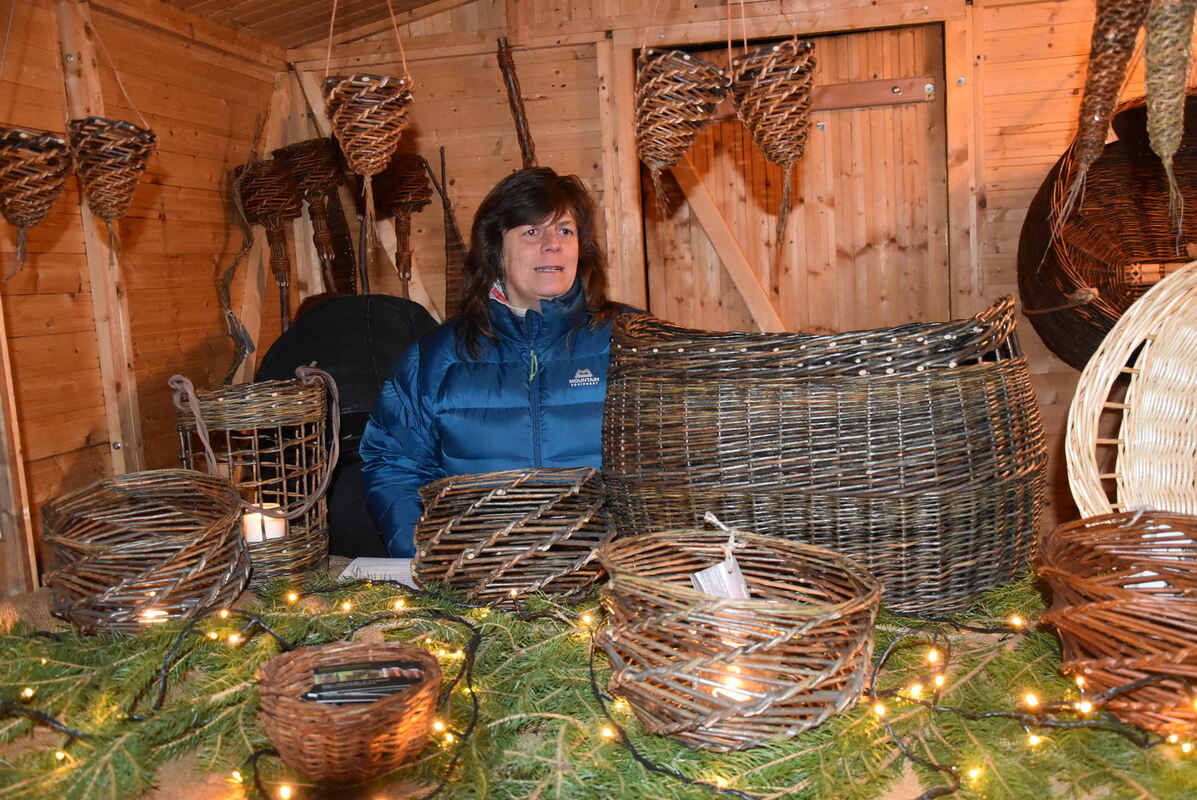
569;368;600;388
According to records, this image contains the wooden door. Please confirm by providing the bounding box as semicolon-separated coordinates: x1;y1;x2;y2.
645;23;950;333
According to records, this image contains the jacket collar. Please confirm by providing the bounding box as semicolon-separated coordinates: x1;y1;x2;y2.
489;278;588;342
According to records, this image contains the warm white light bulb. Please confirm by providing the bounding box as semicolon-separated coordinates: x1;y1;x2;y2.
1076;700;1093;714
1009;614;1025;628
926;648;940;664
286;592;298;604
873;702;887;717
278;785;293;799
1027;734;1041;746
340;601;352;613
600;726;616;739
1023;692;1039;708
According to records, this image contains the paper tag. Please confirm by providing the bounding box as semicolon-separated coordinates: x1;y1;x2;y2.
690;553;751;600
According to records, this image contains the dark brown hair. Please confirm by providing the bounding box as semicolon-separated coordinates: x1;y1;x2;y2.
456;167;618;358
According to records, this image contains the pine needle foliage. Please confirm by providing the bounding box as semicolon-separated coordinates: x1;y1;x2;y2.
1;576;1196;799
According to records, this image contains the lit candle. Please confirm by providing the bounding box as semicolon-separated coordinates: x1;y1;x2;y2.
242;504;287;542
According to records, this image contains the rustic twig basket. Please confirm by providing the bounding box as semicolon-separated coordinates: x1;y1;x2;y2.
1067;261;1197;518
414;468;615;605
375;152;432;298
272;138;345;293
323;73;413;178
635;49;726;210
603;297;1046;613
596;530;880;751
66;116;156;223
42;469;248;634
1039;510;1197;736
258;641;440;784
174;371;336;586
0;126;71;273
235;158;303;330
730;39;816;243
1018;91;1197;370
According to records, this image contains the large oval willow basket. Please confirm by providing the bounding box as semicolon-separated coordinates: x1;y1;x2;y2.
603;297;1046;613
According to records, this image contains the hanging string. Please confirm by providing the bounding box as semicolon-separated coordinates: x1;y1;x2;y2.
324;0;339;78
0;0;16;85
640;0;664;55
385;0;411;80
94;31;150;130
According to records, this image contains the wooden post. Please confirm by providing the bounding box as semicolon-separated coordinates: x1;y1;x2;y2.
55;0;144;473
944;12;984;318
0;290;37;595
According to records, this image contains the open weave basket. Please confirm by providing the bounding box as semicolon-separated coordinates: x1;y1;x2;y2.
42;469;248;634
66;117;156;222
1018;92;1197;370
258;641;440;784
603;297;1046;613
414;468;615;605
323;73;413;178
597;530;880;751
1039;510;1197;736
1067;260;1197;518
0;127;71;268
177;377;331;586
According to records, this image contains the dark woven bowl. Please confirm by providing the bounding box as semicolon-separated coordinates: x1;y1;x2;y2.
596;530;880;752
42;469;248;634
258;641;441;784
1039;511;1197;736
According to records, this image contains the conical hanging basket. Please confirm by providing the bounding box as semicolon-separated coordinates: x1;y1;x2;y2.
730;39;817;242
67;117;156;222
323;73;414;178
635;49;726;207
0;127;72;272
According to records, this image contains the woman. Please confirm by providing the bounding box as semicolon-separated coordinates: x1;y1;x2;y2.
360;167;622;557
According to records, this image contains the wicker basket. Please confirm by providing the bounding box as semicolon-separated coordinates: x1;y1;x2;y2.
42;469;249;634
596;530;880;751
1067;261;1197;518
272;138;344;292
1017;91;1197;370
176;376;332;586
235;158;304;329
603;297;1047;613
375;152;432;296
258;641;441;784
414;468;615;605
66;116;156;222
0;127;72;269
1039;511;1197;736
323;73;413;178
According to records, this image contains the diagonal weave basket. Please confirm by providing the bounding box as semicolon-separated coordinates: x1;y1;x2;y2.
42;469;249;634
272;138;342;202
635;49;726;206
1067;260;1197;518
596;530;881;751
414;468;615;605
603;297;1046;613
258;640;440;784
0;127;72;264
67;116;156;222
1039;510;1197;736
730;39;816;242
236;158;303;225
324;73;414;178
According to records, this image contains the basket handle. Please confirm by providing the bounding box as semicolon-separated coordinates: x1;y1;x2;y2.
168;365;341;521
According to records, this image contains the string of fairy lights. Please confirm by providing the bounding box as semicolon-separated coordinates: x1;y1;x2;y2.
1;583;1190;800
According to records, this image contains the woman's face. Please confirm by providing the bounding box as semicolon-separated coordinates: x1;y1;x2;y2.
499;211;579;309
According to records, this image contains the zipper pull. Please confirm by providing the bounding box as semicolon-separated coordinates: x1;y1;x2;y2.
528;349;540;381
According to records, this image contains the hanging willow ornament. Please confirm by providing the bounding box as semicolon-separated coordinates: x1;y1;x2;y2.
730;39;817;245
635;49;726;213
0;127;71;278
375;152;431;299
67;117;156;240
1145;0;1197;231
235;158;303;331
272;137;345;293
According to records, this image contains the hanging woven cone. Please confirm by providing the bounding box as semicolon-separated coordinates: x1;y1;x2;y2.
375;152;432;299
634;49;726;212
730;39;817;246
273;138;345;293
1059;0;1151;228
1145;0;1197;231
0;127;71;278
235;159;303;331
67;117;156;224
323;73;414;178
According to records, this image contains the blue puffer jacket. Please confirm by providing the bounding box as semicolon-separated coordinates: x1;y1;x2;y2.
359;281;614;557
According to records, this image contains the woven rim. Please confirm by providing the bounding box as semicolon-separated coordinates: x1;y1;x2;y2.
414;468;615;604
175;379;326;429
258;641;441;783
323;73;414;178
66;116;156;222
1066;260;1197;517
1039;510;1197;735
0;126;72;230
596;530;880;751
635;49;727;173
41;469;248;634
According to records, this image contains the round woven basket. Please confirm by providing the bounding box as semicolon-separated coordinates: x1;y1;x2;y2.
1039;510;1197;736
596;530;881;752
66;116;156;222
414;468;615;605
603;297;1046;613
0;126;72;266
1067;261;1197;518
1017;91;1197;370
258;641;441;784
176;378;331;586
42;469;248;634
